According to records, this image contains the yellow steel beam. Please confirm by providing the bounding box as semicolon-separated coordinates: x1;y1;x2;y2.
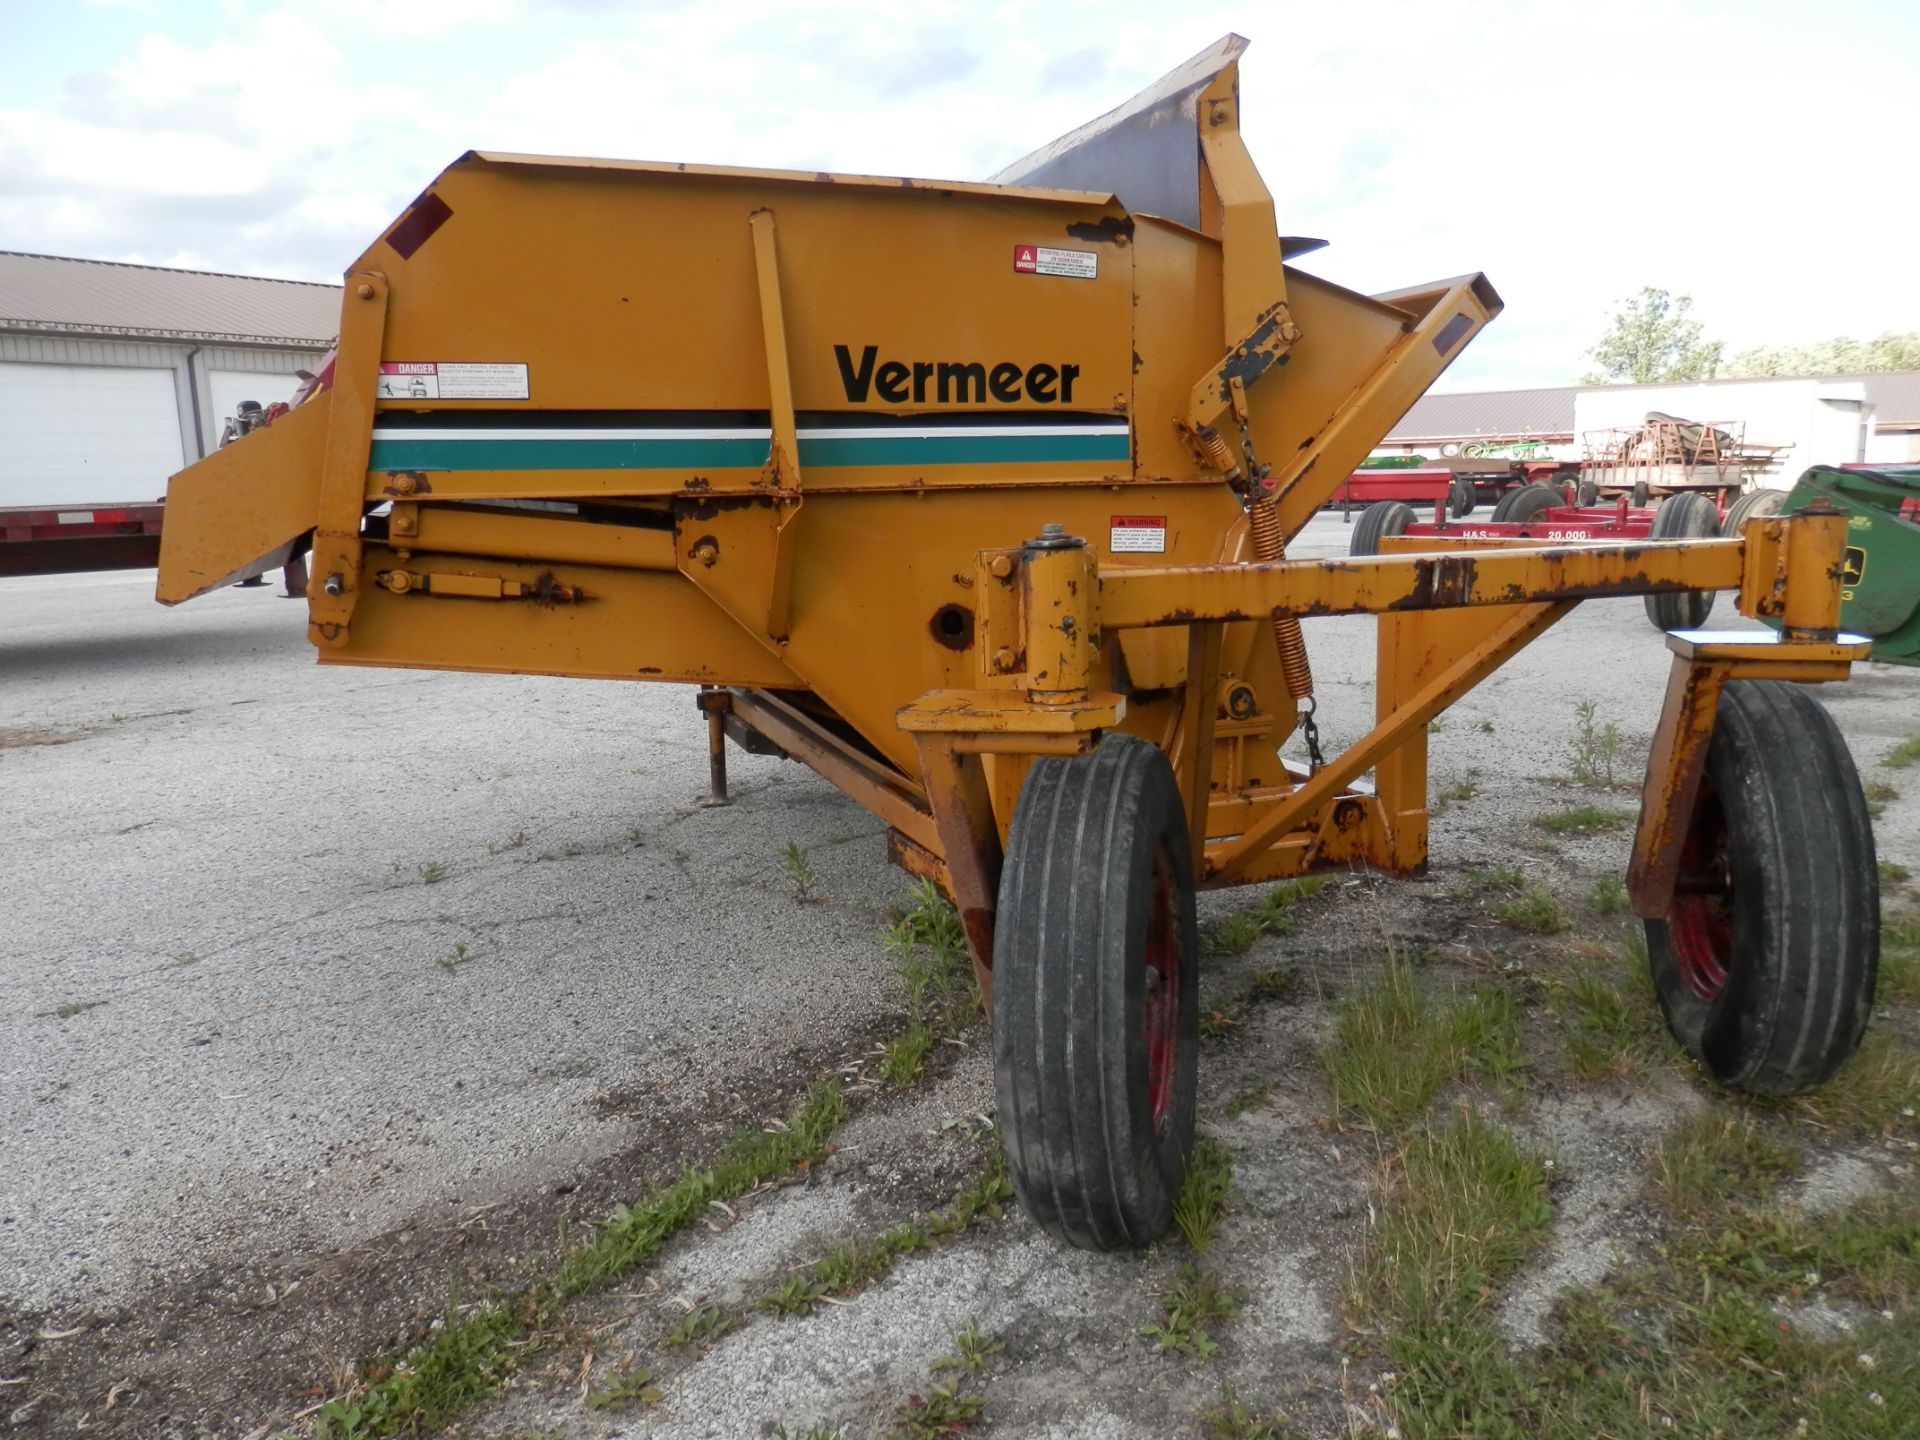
1206;601;1573;880
1097;539;1748;630
307;270;388;649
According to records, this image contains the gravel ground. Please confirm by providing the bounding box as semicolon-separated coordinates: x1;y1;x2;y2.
1;511;1914;1436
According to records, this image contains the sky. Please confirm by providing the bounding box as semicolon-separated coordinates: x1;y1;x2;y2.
3;0;1916;391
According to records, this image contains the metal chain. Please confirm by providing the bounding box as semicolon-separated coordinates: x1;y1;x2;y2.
1299;696;1327;772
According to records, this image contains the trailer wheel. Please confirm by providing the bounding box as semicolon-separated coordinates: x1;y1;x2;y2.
1645;681;1877;1095
1448;478;1476;517
1490;483;1557;525
1576;477;1599;507
993;733;1199;1251
1722;487;1785;532
1643;493;1720;631
1349;500;1414;557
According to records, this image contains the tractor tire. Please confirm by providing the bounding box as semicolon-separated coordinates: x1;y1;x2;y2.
1448;477;1477;517
1490;482;1558;525
993;734;1199;1251
1644;681;1877;1094
1722;486;1786;533
1350;500;1414;557
1643;492;1720;631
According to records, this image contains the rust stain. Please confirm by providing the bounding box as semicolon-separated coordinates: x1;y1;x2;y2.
1066;215;1134;245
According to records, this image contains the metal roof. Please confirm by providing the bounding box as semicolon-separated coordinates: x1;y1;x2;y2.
0;251;339;348
1390;371;1920;442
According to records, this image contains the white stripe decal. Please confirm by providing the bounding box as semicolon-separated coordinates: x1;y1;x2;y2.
369;425;1129;443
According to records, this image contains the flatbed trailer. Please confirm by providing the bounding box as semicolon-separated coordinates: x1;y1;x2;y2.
0;502;166;577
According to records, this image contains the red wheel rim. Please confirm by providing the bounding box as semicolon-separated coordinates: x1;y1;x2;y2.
1669;775;1734;1001
1144;846;1181;1134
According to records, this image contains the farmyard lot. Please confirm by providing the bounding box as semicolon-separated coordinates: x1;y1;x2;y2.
2;512;1917;1438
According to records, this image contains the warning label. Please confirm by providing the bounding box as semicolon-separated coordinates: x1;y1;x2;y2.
1109;515;1167;554
377;362;530;400
1014;245;1098;280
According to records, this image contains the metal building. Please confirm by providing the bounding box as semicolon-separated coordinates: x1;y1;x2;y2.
0;251;339;509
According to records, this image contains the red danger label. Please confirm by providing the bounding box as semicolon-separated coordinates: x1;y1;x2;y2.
1014;244;1098;280
1109;515;1167;553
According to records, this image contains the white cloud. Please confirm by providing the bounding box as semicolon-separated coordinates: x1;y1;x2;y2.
1;0;1914;388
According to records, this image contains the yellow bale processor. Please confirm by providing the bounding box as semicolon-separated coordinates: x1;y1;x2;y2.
158;38;1880;1252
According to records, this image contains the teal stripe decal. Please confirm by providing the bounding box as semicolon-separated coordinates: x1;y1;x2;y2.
366;431;1130;472
796;432;1130;467
367;437;772;471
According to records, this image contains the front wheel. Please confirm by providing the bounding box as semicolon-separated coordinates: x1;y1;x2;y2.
1643;492;1720;631
1645;681;1878;1095
993;734;1199;1251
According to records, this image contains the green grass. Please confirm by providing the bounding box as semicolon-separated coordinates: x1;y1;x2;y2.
1200;1382;1306;1440
1531;805;1632;835
1649;1108;1800;1217
933;1319;1003;1374
1553;942;1668;1082
1866;779;1900;818
1140;1263;1243;1359
876;881;978;1086
1567;699;1627;789
583;1360;661;1412
1883;735;1920;770
664;1301;743;1352
1881;908;1920;1003
1222;1084;1272;1119
1883;859;1912;885
753;1147;1011;1318
313;1080;846;1438
1172;1137;1234;1251
1207;876;1334;955
1491;882;1568;934
1345;1108;1553;1427
891;1329;997;1436
1760;1030;1920;1134
1447;865;1527;899
1584;874;1629;915
1320;956;1527;1131
416;861;447;885
781;840;818;903
1431;778;1478;816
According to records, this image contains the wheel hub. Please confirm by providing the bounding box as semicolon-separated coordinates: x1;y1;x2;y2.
1144;847;1181;1134
1669;776;1734;1001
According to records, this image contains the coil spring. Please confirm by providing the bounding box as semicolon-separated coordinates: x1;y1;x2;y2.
1195;426;1238;475
1247;492;1314;700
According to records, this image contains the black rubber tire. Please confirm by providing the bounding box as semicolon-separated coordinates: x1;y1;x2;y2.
1722;486;1786;532
1575;476;1599;507
1643;492;1720;631
993;734;1200;1251
1448;477;1476;518
1350;500;1414;557
1631;479;1652;507
1645;681;1878;1095
1490;482;1558;525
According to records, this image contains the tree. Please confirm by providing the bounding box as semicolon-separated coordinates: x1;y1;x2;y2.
1583;287;1724;384
1722;333;1920;378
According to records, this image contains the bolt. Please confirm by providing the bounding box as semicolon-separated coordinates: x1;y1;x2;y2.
390;474;417;496
391;512;416;535
993;647;1016;671
323;573;345;596
1040;523;1066;539
690;540;719;567
356;283;374;300
384;571;413;594
989;555;1014;580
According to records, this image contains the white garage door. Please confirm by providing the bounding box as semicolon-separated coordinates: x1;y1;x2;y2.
208;369;302;441
0;362;184;507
